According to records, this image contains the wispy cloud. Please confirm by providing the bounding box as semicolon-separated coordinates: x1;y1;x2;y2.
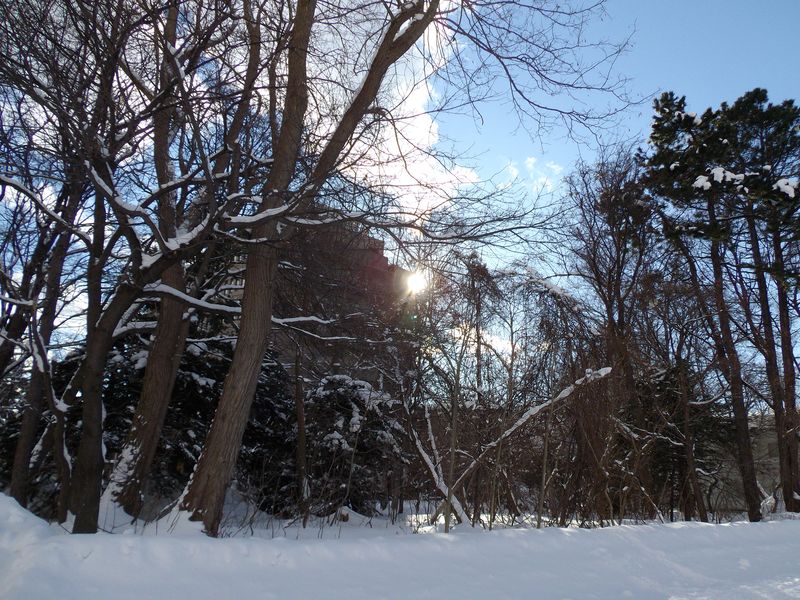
506;161;520;180
504;155;565;195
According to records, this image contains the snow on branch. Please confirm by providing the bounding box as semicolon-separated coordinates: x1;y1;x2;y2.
0;295;36;307
452;367;612;492
774;178;797;199
112;320;157;339
0;175;92;248
163;215;211;251
275;323;388;344
409;422;470;525
143;284;241;315
272;316;337;326
224;203;292;227
691;166;797;199
141;286;360;334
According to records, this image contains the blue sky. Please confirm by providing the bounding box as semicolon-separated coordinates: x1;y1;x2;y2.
437;0;800;193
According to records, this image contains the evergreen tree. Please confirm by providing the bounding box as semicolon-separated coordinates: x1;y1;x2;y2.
643;89;800;515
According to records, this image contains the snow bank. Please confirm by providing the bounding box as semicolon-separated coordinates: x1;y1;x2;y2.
2;494;799;599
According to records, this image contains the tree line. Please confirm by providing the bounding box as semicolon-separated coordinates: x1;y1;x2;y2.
1;0;797;536
0;0;624;535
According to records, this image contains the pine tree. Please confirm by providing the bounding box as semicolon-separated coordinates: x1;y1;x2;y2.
643;89;800;516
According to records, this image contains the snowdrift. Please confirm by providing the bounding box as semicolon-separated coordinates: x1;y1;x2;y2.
1;494;799;599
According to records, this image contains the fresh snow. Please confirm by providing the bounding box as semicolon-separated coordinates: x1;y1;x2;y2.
774;178;796;198
693;175;712;190
2;495;800;599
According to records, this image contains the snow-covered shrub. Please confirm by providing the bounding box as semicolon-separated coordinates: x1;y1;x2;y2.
305;375;406;516
3;335;296;520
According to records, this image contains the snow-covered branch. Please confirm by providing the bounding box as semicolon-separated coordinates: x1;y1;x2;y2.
451;367;612;492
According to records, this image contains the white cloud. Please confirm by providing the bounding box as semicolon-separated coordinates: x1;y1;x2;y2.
510;155;560;193
326;13;480;219
534;175;554;191
506;161;520;180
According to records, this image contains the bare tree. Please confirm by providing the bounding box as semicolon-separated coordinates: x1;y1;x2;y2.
1;0;626;535
178;0;627;535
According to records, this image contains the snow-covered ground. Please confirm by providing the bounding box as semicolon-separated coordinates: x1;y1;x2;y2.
2;495;799;600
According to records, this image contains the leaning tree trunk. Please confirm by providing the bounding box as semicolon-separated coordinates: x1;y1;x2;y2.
106;6;184;516
60;244;201;532
180;245;280;534
110;265;189;517
110;0;264;518
675;230;761;521
179;0;317;535
178;0;440;535
0;214;63;380
673;203;762;523
9;227;73;505
0;311;32;377
9;360;47;506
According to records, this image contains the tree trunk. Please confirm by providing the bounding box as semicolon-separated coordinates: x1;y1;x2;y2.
772;228;799;512
106;7;184;516
294;351;309;527
176;0;441;535
112;266;189;516
470;468;482;526
707;203;761;521
0;217;61;379
61;257;189;531
180;246;279;534
178;0;316;535
9;213;77;505
69;332;112;532
0;311;31;377
68;173;110;533
673;205;761;522
743;209;793;513
444;379;460;533
537;406;553;528
9;368;46;506
679;363;708;522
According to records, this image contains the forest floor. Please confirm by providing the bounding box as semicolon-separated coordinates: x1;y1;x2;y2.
2;494;800;599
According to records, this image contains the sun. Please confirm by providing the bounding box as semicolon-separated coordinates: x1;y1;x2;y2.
406;270;428;295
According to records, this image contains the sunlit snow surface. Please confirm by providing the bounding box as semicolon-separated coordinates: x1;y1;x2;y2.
2;494;799;599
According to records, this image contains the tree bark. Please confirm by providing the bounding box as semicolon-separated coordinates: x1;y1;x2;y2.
678;362;708;522
61;255;191;530
742;208;793;512
105;4;184;517
0;311;32;377
771;228;799;512
707;200;761;521
9;225;73;505
294;351;309;527
112;266;188;516
537;405;553;528
178;0;316;535
670;207;762;522
181;245;280;534
444;377;460;533
178;0;441;535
